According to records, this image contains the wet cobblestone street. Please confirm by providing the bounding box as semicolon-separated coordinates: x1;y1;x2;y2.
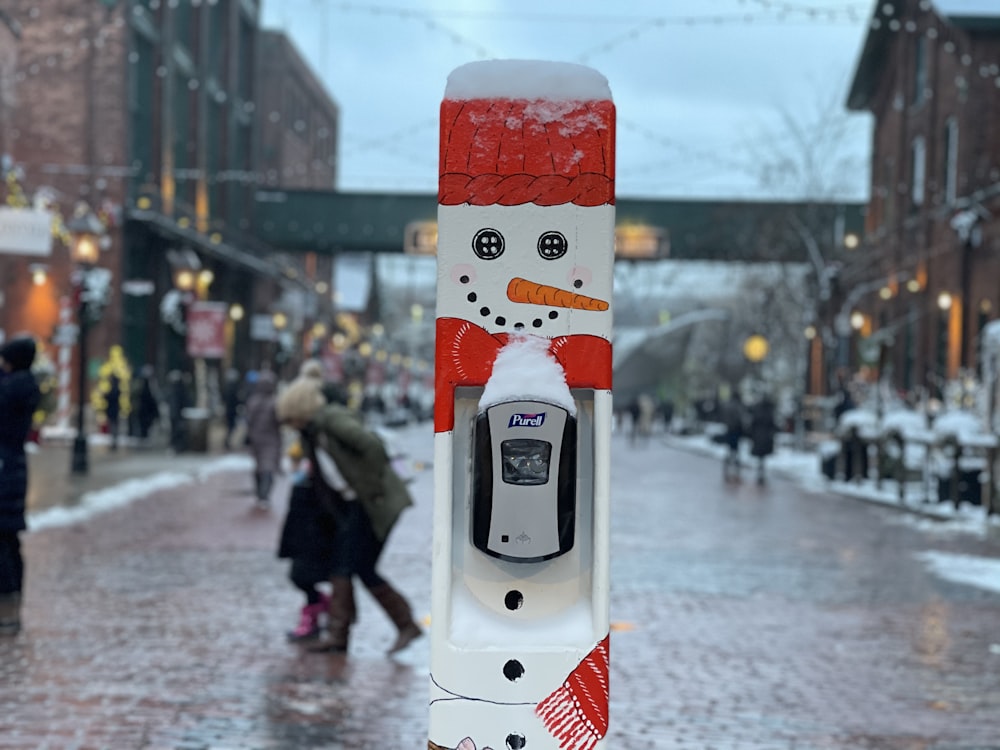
1;425;999;749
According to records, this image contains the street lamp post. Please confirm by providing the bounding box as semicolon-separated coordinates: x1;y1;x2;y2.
67;207;106;475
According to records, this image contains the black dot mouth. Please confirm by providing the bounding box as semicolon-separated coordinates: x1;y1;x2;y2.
468;295;556;330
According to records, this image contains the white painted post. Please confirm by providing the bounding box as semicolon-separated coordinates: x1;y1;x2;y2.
430;60;615;750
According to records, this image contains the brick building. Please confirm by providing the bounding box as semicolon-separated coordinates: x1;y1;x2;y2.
846;0;1000;393
0;0;338;420
1;0;127;363
257;30;339;190
0;9;19;162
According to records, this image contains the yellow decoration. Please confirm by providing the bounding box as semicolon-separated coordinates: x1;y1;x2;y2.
4;171;29;208
90;345;133;422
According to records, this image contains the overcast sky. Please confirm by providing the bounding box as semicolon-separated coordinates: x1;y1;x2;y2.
261;0;877;201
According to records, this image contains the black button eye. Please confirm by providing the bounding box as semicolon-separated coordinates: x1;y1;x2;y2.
473;228;504;260
538;231;568;260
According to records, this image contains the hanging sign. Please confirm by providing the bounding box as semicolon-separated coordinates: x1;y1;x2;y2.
0;208;53;257
186;301;228;358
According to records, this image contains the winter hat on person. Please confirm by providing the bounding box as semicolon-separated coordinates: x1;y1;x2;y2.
298;359;323;380
275;376;325;425
0;336;37;372
253;370;277;395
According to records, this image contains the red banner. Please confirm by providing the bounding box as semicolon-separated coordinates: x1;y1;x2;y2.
186;302;228;359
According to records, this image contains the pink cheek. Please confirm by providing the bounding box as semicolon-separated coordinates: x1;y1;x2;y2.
451;264;477;286
570;266;593;288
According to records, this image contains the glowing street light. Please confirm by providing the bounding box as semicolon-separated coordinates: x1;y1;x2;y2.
743;334;769;363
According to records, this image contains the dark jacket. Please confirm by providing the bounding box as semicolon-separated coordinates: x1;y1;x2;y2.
749;399;778;458
0;338;41;531
277;480;338;560
136;376;160;436
307;402;412;541
722;396;745;450
105;374;122;420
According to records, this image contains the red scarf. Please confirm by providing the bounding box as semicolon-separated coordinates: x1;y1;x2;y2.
434;318;611;432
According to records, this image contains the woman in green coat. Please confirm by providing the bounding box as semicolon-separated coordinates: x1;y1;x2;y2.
276;375;421;655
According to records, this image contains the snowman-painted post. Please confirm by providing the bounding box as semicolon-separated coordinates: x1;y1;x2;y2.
429;60;615;750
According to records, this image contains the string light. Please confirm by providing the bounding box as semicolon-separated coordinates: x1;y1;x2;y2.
3;1;996;201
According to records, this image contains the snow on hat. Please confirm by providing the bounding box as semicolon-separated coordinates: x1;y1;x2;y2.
0;336;37;372
440;60;615;207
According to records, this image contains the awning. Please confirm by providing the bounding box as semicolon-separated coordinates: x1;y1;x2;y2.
126;208;309;292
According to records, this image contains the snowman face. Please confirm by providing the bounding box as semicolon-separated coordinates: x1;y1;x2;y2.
437;204;614;340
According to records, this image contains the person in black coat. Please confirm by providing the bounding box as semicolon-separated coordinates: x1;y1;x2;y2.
167;370;190;453
0;336;42;636
721;393;746;481
105;373;122;451
222;368;243;450
749;396;778;485
134;365;161;441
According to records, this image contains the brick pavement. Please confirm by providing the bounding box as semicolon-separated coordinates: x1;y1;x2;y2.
5;447;433;749
1;424;998;749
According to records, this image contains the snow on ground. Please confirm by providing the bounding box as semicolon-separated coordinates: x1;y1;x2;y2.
28;454;252;531
916;551;1000;595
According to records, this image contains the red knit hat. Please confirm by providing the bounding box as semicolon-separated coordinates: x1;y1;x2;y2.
439;98;615;207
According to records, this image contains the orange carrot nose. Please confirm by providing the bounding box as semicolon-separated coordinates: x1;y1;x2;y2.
506;277;609;311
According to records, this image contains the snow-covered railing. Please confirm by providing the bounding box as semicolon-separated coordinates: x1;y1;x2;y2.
828;406;997;512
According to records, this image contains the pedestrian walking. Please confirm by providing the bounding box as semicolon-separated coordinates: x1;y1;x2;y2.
721;392;746;482
104;373;122;451
244;370;282;509
659;398;675;433
222;368;244;450
275;374;422;655
748;395;778;485
277;436;336;641
134;365;161;441
626;396;641;445
0;336;42;636
636;392;656;443
167;370;190;452
276;359;336;642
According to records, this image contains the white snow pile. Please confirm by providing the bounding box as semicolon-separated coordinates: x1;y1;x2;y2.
932;409;997;447
881;408;929;439
478;334;576;416
916;550;1000;595
445;59;611;101
28;454;252;531
837;407;879;438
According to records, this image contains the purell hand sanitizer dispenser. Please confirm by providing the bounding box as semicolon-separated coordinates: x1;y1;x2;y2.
472;401;576;563
430;60;615;750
